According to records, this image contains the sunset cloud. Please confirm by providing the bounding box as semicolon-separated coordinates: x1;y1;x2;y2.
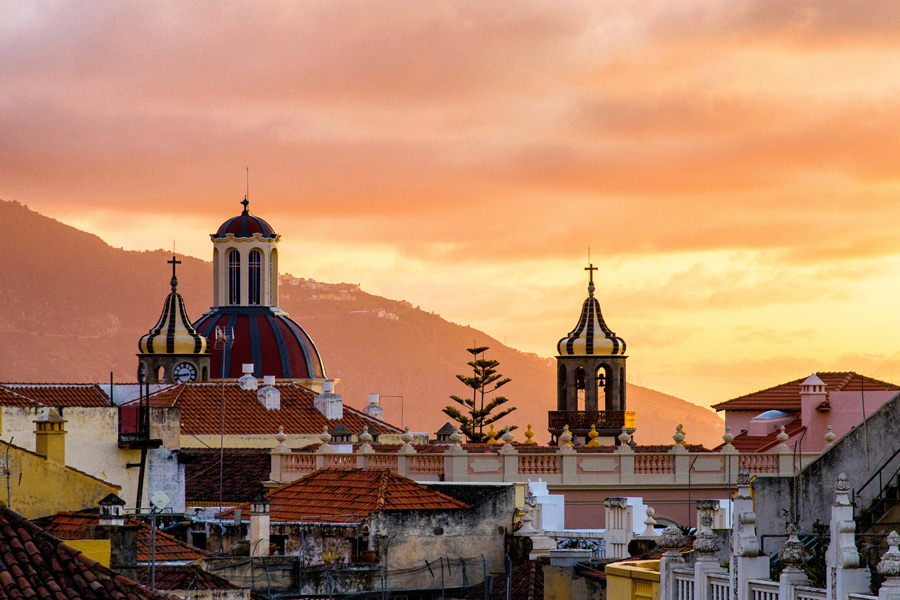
3;1;900;407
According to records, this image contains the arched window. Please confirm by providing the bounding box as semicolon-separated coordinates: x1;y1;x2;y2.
249;249;261;305
228;249;241;304
212;248;220;306
575;367;586;412
557;364;567;410
596;365;610;411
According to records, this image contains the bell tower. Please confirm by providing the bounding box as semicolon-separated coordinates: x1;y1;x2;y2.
550;263;632;445
137;256;210;383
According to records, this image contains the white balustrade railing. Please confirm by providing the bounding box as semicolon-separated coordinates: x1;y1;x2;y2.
674;569;695;600
748;580;779;600
708;573;729;600
270;443;819;487
794;586;826;600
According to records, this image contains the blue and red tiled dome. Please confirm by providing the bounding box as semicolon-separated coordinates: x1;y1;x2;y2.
193;308;326;379
215;197;277;239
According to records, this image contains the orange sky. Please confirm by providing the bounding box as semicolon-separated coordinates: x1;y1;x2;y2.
4;2;900;408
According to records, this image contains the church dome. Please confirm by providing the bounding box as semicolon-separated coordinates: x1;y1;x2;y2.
193;308;326;379
215;197;277;239
139;258;208;355
557;267;626;357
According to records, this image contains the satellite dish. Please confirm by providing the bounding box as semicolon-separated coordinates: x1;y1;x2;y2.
151;491;170;512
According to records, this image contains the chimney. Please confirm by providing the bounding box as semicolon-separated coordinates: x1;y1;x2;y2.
314;381;343;420
98;493;127;527
249;494;270;557
363;393;383;420
239;363;258;391
258;376;281;410
34;408;66;465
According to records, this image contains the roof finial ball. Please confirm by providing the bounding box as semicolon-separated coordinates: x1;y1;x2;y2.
241;195;250;214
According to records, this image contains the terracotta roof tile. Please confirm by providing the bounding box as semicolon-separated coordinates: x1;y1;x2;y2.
711;372;900;412
135;566;239;591
223;468;469;523
0;384;111;407
36;512;207;562
131;382;402;436
182;448;271;504
713;419;806;453
0;508;170;600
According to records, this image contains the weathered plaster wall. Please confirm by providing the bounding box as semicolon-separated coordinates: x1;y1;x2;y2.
755;391;900;541
147;449;185;513
0;406;180;511
4;444;120;519
375;484;516;591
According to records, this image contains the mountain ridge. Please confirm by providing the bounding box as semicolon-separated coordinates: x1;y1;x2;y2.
0;199;724;447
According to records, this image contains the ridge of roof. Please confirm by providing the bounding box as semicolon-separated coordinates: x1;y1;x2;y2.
220;468;469;523
712;371;900;412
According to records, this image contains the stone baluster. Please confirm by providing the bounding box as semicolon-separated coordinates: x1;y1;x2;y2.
604;498;633;559
355;426;373;468
730;469;769;599
878;531;900;600
826;472;869;600
637;506;659;539
657;525;686;600
498;427;519;482
442;427;467;482
315;426;332;469
694;513;723;600
824;425;837;451
776;426;793;473
778;523;809;598
270;425;289;483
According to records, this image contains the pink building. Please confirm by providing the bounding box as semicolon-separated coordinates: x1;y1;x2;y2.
712;371;899;453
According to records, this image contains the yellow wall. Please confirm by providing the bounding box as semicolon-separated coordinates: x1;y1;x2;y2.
67;540;111;567
0;406;180;511
3;443;120;519
606;560;660;600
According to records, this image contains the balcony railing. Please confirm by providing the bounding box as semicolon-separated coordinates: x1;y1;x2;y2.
547;410;636;432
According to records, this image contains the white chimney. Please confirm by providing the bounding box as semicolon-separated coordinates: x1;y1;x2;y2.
239;363;258;391
363;393;383;420
314;382;343;420
258;378;281;410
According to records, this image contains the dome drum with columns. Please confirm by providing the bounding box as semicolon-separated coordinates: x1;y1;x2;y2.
138;256;211;383
548;263;633;445
192;197;327;383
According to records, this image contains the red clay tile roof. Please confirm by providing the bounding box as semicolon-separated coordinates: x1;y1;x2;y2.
183;448;271;504
0;384;112;407
0;507;170;600
223;468;469;523
711;372;900;412
36;512;208;562
712;418;806;453
136;565;240;591
134;382;402;436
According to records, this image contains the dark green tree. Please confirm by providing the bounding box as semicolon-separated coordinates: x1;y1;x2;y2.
443;345;516;443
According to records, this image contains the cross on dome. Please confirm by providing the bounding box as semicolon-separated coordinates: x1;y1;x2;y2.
168;255;181;292
585;262;597;296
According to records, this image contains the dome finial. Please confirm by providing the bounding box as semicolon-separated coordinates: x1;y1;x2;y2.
585;262;597;297
168;255;182;292
241;195;250;215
